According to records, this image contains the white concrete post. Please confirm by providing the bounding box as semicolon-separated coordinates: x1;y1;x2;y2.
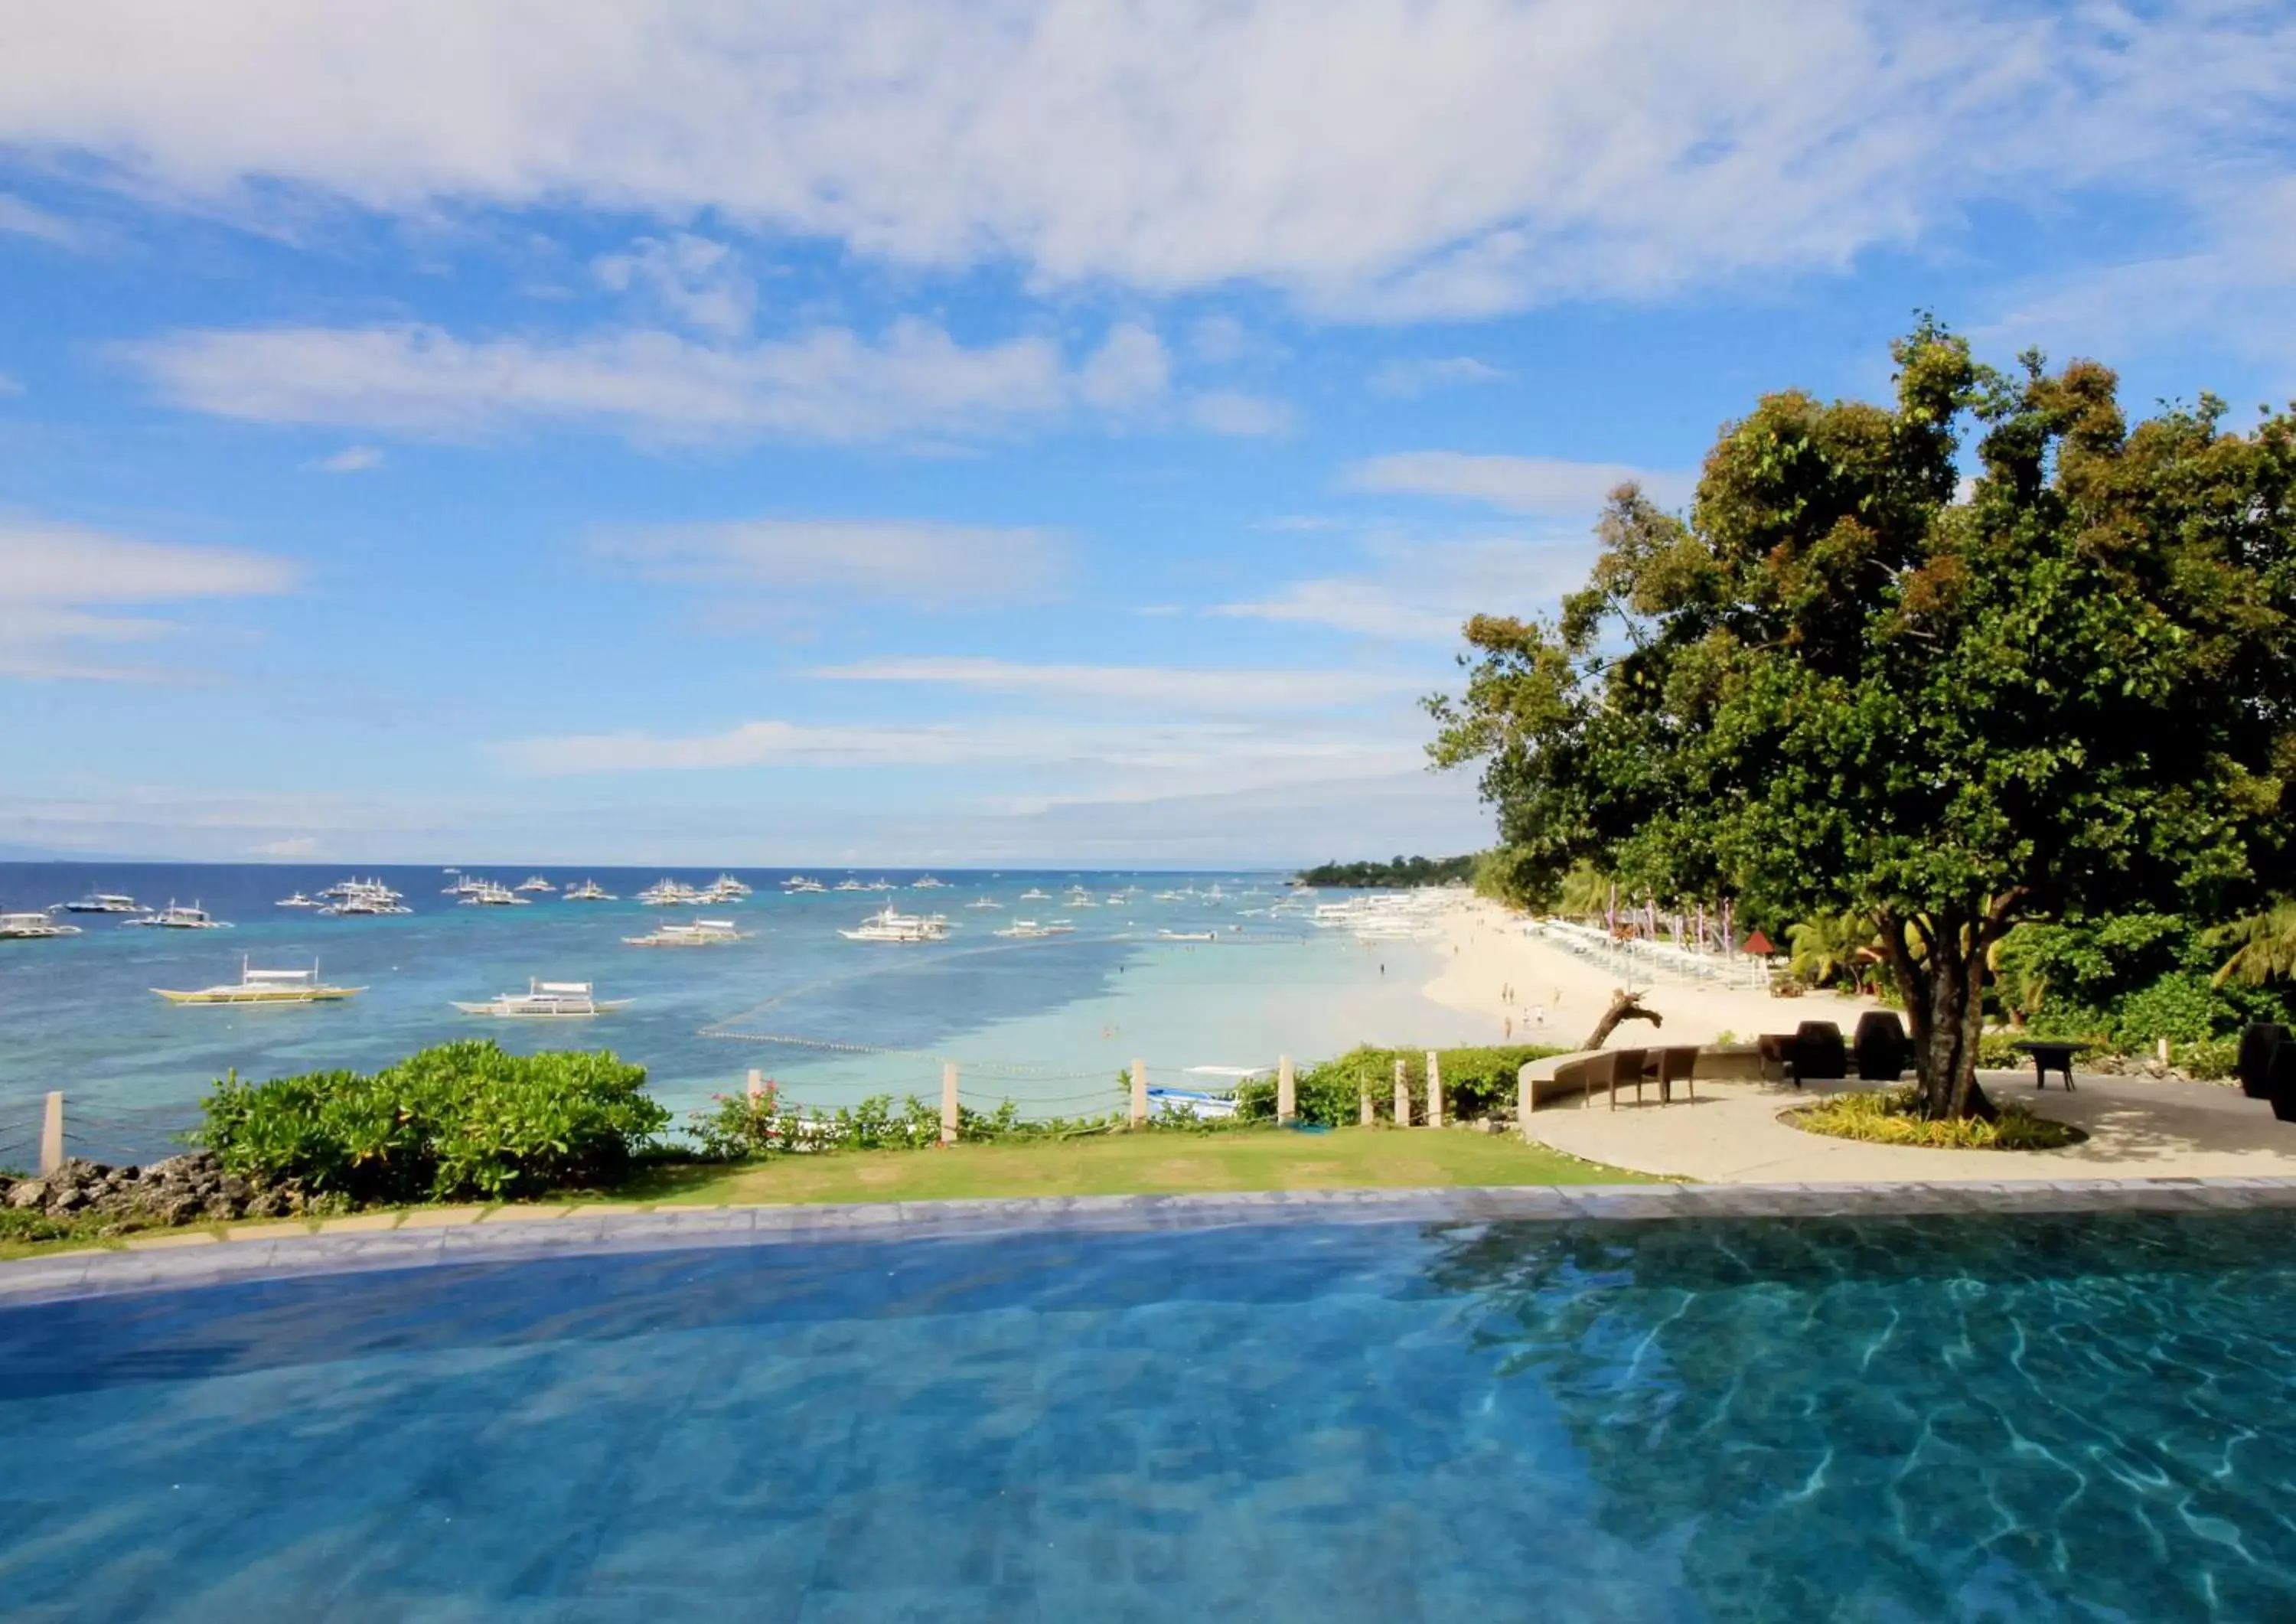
1277;1054;1296;1124
1426;1051;1443;1129
746;1068;765;1101
39;1091;63;1176
1393;1057;1411;1127
940;1061;960;1146
1130;1058;1148;1127
1360;1084;1376;1127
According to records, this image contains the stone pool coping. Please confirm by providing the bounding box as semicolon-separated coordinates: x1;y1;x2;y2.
8;1177;2296;1306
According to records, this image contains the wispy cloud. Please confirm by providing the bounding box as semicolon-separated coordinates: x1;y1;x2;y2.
594;518;1068;608
0;520;296;680
1346;451;1692;515
5;5;2287;319
594;233;756;338
1213;533;1595;641
807;656;1416;712
0;193;78;247
307;445;383;473
1366;356;1508;396
1187;391;1292;437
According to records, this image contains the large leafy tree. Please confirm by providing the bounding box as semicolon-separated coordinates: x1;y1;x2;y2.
1428;324;2296;1116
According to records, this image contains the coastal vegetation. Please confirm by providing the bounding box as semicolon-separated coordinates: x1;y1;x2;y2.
1789;1089;2078;1152
1234;1043;1565;1126
1430;321;2296;1118
1295;853;1477;888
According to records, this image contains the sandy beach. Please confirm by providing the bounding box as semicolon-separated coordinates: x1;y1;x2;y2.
1421;896;1877;1051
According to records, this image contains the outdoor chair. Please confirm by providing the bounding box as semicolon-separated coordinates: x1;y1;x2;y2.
1756;1033;1795;1083
2239;1023;2290;1101
1599;1047;1649;1110
1655;1045;1700;1103
1790;1022;1848;1084
1852;1012;1909;1082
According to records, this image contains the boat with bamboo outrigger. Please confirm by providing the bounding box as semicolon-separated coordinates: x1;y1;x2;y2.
454;979;630;1018
153;958;363;1005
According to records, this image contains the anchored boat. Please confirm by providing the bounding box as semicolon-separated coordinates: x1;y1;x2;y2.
1;911;82;940
154;959;361;1005
129;901;230;929
454;979;630;1018
56;892;139;914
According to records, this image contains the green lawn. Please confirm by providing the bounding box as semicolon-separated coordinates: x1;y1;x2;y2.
618;1125;1655;1206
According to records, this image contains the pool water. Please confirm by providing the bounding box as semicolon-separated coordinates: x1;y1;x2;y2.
5;1211;2296;1620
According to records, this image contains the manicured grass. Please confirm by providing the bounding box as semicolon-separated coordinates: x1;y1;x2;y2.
618;1125;1657;1206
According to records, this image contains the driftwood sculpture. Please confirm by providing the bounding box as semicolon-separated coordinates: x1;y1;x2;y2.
1582;989;1662;1052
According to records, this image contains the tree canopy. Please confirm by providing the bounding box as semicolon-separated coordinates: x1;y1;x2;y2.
1428;322;2296;1114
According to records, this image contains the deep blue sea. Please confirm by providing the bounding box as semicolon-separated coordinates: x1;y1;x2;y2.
0;863;1483;1166
7;1208;2294;1620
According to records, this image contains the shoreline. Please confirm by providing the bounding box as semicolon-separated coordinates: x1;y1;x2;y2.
1420;895;1877;1051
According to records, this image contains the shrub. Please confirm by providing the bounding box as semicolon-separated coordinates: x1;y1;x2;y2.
684;1079;1136;1161
196;1042;670;1205
1234;1044;1565;1126
2175;1036;2240;1081
1789;1088;2078;1151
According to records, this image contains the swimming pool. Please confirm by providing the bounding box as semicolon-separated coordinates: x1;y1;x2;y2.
5;1205;2294;1619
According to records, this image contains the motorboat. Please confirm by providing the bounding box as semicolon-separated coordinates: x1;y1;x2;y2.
992;918;1073;939
1019;888;1050;901
56;892;139;914
129;901;230;929
516;876;556;893
563;879;617;902
1;911;81;940
454;978;631;1018
910;876;948;889
153;958;361;1005
781;876;827;893
713;874;755;897
966;896;1002;910
276;892;319;908
833;878;869;892
839;905;950;943
637;878;700;906
624;917;747;947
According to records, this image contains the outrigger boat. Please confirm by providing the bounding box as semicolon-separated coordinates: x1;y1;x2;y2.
129;901;230;929
56;892;139;914
1;911;81;940
562;879;617;901
840;905;950;942
516;876;556;893
154;958;361;1005
454;978;629;1017
625;918;746;947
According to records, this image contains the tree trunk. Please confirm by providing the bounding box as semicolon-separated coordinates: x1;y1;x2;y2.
1582;989;1662;1051
1877;905;2001;1120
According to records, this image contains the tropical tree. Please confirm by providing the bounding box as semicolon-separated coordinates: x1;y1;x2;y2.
2213;901;2296;988
1787;912;1880;993
1429;323;2296;1117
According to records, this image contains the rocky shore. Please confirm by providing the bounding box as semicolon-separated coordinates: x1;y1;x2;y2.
1;1153;312;1231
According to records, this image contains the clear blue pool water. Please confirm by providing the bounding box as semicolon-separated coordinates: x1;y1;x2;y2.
8;1209;2295;1621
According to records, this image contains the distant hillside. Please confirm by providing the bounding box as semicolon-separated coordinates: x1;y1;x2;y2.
1293;854;1477;889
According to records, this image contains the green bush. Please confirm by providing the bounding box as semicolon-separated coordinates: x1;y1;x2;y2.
1790;1088;2077;1151
1233;1044;1565;1126
2176;1036;2240;1081
196;1042;670;1205
684;1078;1139;1161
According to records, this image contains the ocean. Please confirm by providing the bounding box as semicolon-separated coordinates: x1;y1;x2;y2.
0;863;1489;1167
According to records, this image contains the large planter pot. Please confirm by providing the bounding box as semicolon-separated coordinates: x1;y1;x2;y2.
2239;1023;2290;1101
2268;1042;2296;1123
1852;1012;1908;1082
1792;1021;1847;1083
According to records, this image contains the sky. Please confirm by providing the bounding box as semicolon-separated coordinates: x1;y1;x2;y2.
2;1;2293;867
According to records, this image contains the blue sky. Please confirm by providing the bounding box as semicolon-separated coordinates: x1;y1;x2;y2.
2;1;2292;866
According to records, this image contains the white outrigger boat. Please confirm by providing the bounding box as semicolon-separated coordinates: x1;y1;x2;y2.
154;958;361;1005
563;879;616;902
966;895;1002;910
1;911;81;940
458;881;530;906
840;905;950;943
454;978;630;1018
1158;930;1217;942
129;901;230;929
57;891;139;914
276;891;319;908
516;875;556;893
1019;887;1050;901
625;917;746;947
992;918;1074;939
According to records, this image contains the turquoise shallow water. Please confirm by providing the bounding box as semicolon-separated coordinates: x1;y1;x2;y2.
0;863;1486;1164
6;1208;2296;1620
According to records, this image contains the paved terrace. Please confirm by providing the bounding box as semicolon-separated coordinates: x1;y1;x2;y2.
1525;1069;2296;1182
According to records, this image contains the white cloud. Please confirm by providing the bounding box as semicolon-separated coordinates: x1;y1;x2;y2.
1367;356;1508;396
0;371;21;397
595;517;1067;607
807;656;1415;712
122;319;1083;445
1188;391;1292;437
1076;322;1170;409
308;445;384;473
1213;534;1594;641
0;520;296;679
594;233;756;336
1346;451;1691;514
0;193;78;246
0;4;2285;318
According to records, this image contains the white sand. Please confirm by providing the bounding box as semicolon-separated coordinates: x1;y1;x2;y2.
1420;896;1878;1051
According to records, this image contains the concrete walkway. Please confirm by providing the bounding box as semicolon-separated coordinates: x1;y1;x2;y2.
1525;1070;2296;1182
